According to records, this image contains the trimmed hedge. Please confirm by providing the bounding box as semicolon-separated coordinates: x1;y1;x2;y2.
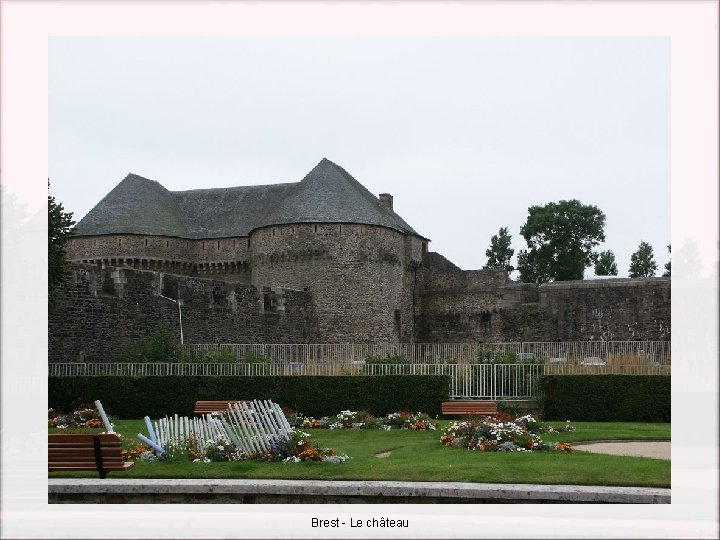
48;375;450;419
541;375;670;422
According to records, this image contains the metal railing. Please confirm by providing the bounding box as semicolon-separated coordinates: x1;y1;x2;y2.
48;361;670;400
182;341;671;365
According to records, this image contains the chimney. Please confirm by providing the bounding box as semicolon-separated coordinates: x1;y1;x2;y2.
378;193;393;211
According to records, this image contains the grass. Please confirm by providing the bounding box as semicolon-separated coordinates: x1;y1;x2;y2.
49;419;670;487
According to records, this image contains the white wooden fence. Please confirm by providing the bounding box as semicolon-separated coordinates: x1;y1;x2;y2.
48;361;670;400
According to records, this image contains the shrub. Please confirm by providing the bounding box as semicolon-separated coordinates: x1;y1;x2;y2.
48;375;450;419
364;354;410;374
198;348;238;364
238;352;272;364
540;375;670;422
126;325;183;363
365;354;409;364
476;350;518;364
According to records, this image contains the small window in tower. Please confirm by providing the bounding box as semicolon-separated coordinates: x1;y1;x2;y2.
118;238;122;246
272;228;276;237
202;242;206;250
314;225;318;233
394;310;401;334
233;239;236;247
248;238;251;248
93;239;98;247
144;238;148;246
166;240;169;247
217;240;220;250
339;224;342;233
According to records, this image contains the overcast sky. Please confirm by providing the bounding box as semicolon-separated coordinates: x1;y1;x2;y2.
49;37;670;276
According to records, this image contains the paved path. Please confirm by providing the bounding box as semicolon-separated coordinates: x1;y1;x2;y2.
572;440;670;460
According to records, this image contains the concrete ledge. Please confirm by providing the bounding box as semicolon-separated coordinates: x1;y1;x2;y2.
49;479;670;504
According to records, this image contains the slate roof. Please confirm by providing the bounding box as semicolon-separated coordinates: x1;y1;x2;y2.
74;159;423;239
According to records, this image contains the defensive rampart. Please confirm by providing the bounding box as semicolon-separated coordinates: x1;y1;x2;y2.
416;253;670;343
48;264;319;363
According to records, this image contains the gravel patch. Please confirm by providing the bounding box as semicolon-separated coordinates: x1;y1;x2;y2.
573;440;670;460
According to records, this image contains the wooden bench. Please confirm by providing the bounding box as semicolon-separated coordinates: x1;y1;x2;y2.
49;433;133;479
193;400;248;416
441;401;498;417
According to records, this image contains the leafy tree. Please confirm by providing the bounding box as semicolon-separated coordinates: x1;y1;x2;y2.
628;241;658;277
594;250;618;276
483;226;514;273
48;181;75;308
663;244;671;277
517;200;606;283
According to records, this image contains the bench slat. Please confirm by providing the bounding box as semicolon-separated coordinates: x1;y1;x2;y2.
193;400;248;415
48;433;133;478
50;463;133;471
441;401;498;416
48;434;122;443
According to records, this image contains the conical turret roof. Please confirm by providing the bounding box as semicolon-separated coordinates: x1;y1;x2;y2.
262;158;418;235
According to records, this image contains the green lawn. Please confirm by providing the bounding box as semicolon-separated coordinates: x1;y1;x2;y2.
49;419;670;487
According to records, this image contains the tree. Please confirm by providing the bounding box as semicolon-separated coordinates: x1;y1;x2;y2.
483;227;514;273
663;244;671;277
517;200;606;283
628;241;657;277
49;181;75;308
594;250;618;276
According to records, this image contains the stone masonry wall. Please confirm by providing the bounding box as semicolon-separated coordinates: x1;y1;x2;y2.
49;264;319;363
250;223;423;342
66;235;252;283
416;253;670;343
67;234;252;263
539;278;671;341
417;253;541;342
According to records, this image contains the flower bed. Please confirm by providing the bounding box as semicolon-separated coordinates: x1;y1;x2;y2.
285;409;437;431
126;429;348;464
440;415;574;452
48;403;109;429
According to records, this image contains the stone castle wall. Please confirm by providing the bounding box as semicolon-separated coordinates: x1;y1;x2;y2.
417;253;542;342
48;264;319;363
539;278;671;341
250;223;424;342
416;253;670;343
66;234;252;282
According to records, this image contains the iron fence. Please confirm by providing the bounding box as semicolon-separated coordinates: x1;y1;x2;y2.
182;341;671;365
48;361;670;400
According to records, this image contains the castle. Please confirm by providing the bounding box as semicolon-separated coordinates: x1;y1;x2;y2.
58;158;670;360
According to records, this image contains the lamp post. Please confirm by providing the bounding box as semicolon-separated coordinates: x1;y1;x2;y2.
159;294;184;345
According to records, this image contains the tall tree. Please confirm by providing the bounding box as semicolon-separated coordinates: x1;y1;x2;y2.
628;241;658;277
594;250;618;276
663;244;671;277
483;226;514;273
517;199;606;283
49;181;75;308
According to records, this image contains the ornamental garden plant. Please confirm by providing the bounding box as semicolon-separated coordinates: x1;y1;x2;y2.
126;429;349;464
284;409;437;431
48;403;110;429
440;414;574;452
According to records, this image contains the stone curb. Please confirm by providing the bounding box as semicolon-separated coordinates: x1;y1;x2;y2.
49;479;670;504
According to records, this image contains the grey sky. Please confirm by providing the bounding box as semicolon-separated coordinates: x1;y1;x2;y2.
49;37;670;276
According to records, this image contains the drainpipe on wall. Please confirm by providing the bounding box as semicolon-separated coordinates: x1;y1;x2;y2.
159;294;184;345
